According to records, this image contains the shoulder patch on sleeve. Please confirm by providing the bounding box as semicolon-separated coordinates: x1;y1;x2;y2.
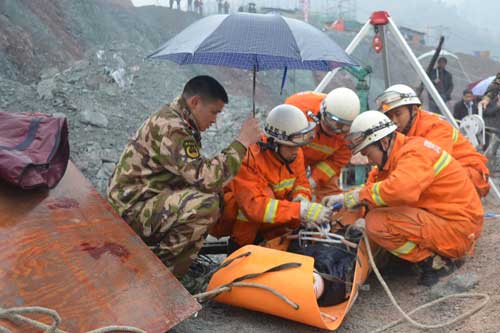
423;139;441;154
183;140;200;159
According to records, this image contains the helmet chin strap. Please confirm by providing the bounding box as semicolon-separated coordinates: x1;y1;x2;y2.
259;138;295;173
401;106;416;135
277;146;295;174
376;133;394;169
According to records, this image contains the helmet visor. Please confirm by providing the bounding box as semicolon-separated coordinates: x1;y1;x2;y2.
376;90;418;112
345;131;366;150
289;122;316;146
346;121;395;150
320;101;352;126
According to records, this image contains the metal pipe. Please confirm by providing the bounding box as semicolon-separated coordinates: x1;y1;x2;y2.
315;20;373;92
380;25;391;88
387;17;500;200
386;17;458;127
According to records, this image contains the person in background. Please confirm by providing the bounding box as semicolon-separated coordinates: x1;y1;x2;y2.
453;89;477;120
479;72;500;109
198;0;204;15
428;57;453;113
223;0;230;14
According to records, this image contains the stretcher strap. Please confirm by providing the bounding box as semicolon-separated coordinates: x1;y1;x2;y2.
194;253;302;310
315;271;352;287
215;251;251;272
231;262;302;283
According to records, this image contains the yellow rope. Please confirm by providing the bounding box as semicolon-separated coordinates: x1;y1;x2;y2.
360;229;490;332
0;306;146;333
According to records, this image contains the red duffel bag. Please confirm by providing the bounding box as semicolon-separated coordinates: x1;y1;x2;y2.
0;112;69;189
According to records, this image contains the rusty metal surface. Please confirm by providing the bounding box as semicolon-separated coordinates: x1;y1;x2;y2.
0;162;201;332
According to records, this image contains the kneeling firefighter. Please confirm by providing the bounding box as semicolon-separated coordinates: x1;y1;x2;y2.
285;88;360;200
213;104;334;252
322;111;484;286
376;84;490;197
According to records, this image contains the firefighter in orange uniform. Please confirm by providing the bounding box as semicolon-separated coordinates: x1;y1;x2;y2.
375;84;490;197
322;111;484;286
220;104;333;251
285;88;360;201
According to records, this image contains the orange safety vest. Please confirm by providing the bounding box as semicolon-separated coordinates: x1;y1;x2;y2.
408;109;489;176
285;91;351;185
229;139;312;225
361;133;483;229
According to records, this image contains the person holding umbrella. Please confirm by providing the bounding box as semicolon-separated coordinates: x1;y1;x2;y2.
107;75;261;279
480;72;500;109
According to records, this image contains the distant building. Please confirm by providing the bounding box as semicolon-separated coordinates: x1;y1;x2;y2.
474;50;491;59
400;26;426;47
324;18;363;32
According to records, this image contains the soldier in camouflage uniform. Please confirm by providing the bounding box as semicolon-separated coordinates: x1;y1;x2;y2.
107;75;261;278
480;72;500;109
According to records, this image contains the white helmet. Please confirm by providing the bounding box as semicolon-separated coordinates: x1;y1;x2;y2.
376;84;421;113
264;104;316;146
320;87;361;125
347;111;397;154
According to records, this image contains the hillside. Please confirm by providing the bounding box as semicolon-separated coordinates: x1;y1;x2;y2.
1;2;500;333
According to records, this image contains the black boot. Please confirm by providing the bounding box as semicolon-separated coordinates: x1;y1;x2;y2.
417;254;456;286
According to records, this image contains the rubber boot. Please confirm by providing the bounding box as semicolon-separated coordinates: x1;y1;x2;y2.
417;254;456;286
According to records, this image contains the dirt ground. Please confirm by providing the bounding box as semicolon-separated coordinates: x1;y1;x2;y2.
173;196;500;333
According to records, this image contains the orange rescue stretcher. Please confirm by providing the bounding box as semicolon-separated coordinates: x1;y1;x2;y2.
207;210;380;331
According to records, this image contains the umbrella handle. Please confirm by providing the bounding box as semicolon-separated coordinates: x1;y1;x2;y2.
252;65;256;118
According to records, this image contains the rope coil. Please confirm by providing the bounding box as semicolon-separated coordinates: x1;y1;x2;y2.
0;306;146;333
359;227;490;332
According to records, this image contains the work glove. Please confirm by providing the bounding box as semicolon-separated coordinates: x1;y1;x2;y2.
322;189;360;209
300;201;332;228
292;194;310;203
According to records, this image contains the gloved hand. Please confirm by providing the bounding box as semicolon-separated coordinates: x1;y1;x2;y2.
292;194;310;203
300;201;332;228
322;189;360;209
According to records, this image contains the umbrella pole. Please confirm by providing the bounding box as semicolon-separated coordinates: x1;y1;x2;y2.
252;65;256;117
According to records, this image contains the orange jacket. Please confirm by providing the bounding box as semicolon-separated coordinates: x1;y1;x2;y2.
285;91;352;185
407;109;489;176
227;139;312;225
361;133;483;226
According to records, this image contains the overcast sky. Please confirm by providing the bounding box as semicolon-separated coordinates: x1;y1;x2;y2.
130;0;500;58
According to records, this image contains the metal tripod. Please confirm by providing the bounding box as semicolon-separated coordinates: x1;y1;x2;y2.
314;11;500;200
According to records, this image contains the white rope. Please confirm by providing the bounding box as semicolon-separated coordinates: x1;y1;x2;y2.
359;229;490;332
194;281;299;310
0;306;146;333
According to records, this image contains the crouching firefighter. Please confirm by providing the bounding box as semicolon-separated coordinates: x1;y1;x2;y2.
322;111;484;286
214;104;333;252
376;84;490;197
285;88;360;201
